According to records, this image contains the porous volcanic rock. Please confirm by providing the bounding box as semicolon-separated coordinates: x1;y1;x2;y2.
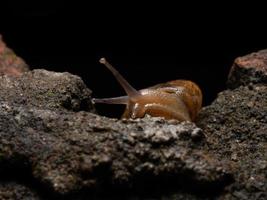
0;69;94;112
0;37;266;199
197;84;267;200
227;49;267;89
0;102;232;196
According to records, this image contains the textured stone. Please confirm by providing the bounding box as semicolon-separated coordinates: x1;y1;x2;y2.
197;84;267;200
0;69;94;112
0;104;231;195
1;39;267;199
227;49;267;88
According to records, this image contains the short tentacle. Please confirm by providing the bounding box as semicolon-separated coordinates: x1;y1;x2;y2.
92;96;129;105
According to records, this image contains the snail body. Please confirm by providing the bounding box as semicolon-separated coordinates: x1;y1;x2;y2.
93;58;202;122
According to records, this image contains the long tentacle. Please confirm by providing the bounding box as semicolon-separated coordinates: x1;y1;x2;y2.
99;58;141;99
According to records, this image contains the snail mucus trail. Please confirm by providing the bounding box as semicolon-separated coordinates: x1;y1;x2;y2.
92;58;202;122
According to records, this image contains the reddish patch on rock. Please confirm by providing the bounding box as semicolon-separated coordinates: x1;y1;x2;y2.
227;49;267;89
0;35;29;77
235;50;267;73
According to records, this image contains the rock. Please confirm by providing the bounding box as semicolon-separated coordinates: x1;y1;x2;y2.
0;103;232;195
227;49;267;89
0;182;40;200
197;84;267;200
0;38;266;199
0;69;94;112
0;35;29;77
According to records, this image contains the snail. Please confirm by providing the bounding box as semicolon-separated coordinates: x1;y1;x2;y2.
92;58;202;122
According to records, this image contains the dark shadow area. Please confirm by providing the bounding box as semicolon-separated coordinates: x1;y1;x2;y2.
0;156;62;200
0;155;234;200
57;169;234;200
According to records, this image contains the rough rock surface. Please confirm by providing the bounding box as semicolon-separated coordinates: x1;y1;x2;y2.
0;183;39;200
0;35;29;76
0;69;232;199
197;84;267;200
0;102;231;196
227;49;267;88
0;41;266;200
0;69;94;112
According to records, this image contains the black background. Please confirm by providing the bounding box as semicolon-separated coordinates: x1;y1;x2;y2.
1;1;266;117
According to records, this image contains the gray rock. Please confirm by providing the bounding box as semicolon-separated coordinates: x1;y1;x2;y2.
197;84;267;200
1;42;266;199
0;69;94;112
0;103;231;195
